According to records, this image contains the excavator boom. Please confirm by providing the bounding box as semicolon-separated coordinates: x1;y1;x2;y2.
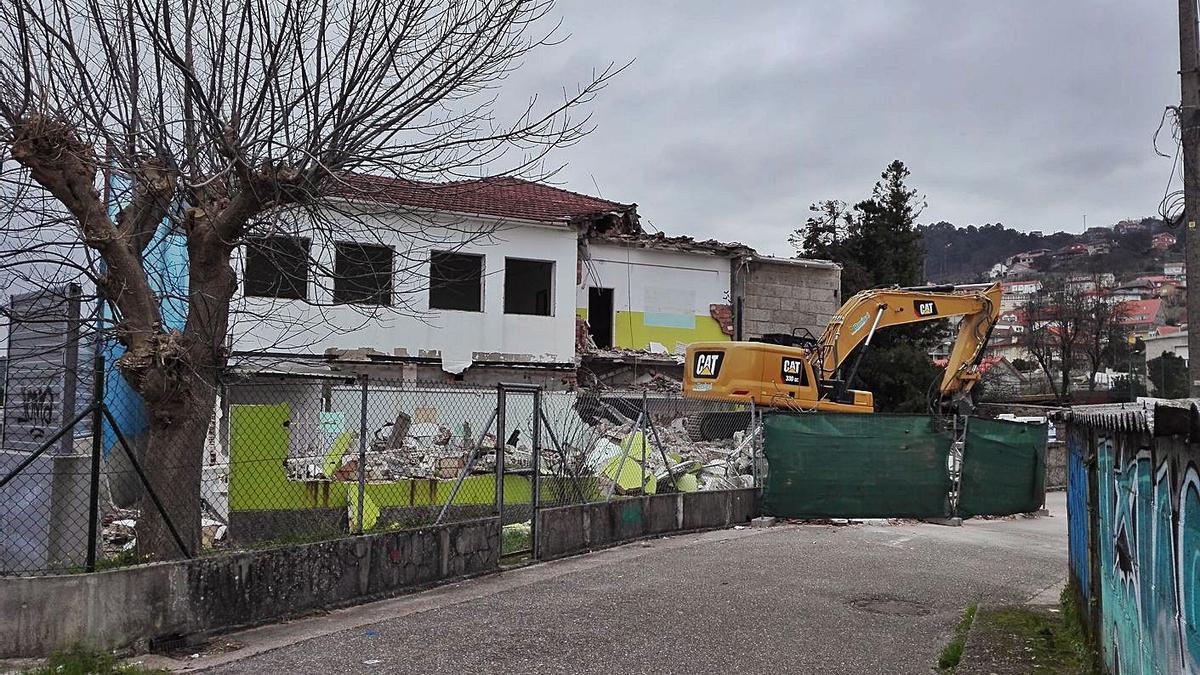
816;283;1002;396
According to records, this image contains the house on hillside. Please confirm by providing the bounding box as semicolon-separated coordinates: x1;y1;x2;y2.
986;325;1028;362
1000;279;1042;311
1003;261;1036;279
1115;219;1149;234
1116;298;1165;336
1052;244;1090;260
1135;275;1184;300
1109;281;1155;304
229;174;842;388
1144;329;1188;364
1153;232;1177;252
934;355;1024;400
1164;260;1186;279
1004;250;1049;267
1066;275;1099;294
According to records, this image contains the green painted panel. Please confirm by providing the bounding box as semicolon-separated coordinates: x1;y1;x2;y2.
229;404;600;512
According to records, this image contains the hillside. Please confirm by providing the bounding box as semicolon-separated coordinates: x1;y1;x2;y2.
919;218;1181;283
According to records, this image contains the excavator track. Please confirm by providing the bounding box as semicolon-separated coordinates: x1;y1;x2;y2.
685;411;753;442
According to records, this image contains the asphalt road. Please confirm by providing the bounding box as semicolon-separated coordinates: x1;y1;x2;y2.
192;492;1067;675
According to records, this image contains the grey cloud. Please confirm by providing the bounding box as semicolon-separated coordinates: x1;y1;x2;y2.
499;1;1181;255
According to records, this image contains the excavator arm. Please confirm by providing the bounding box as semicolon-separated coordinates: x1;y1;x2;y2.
815;283;1002;399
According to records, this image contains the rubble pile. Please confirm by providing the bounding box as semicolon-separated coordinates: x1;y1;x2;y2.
100;508;228;557
280;407;760;495
285;421;551;483
585;415;757;495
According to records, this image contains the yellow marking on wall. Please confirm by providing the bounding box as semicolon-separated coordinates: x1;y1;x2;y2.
613;311;728;351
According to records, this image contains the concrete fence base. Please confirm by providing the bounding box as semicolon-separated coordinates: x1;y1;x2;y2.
0;487;760;658
537;488;758;560
0;518;499;658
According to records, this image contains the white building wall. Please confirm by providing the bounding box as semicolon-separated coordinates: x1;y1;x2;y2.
1144;332;1188;364
580;244;730;315
230;210;579;366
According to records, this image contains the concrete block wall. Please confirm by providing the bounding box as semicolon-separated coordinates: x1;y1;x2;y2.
0;518;500;658
536;488;759;560
740;261;840;339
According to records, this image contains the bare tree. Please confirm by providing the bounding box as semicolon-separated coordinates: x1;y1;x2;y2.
1021;279;1086;403
0;0;619;559
1079;287;1129;391
1021;276;1129;402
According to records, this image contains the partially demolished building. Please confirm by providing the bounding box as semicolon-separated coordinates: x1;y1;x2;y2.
209;176;840;534
228;174;841;386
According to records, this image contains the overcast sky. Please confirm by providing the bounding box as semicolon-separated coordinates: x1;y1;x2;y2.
504;1;1181;256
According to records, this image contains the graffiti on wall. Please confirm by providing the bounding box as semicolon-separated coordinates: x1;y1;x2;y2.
1066;428;1089;606
1096;433;1200;674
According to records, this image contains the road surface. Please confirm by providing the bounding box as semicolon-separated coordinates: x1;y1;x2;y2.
188;492;1067;675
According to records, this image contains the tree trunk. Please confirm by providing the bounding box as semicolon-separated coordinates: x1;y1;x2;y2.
136;370;219;560
133;230;235;561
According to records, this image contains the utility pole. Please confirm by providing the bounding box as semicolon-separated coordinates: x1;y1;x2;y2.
1178;0;1200;396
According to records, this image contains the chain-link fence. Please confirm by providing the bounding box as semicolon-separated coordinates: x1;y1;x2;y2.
0;369;764;575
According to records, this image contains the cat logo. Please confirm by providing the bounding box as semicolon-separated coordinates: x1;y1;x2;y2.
692;351;724;379
914;300;938;317
780;357;806;386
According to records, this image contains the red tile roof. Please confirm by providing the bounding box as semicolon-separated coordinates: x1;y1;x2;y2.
1116;298;1163;325
334;174;636;224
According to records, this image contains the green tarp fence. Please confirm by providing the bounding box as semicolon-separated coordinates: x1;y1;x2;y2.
957;417;1047;517
762;413;1047;520
762;413;953;519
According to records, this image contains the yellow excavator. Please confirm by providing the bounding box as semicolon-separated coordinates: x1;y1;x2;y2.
682;283;1001;438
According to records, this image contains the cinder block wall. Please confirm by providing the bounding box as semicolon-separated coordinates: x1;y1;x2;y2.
740;261;841;339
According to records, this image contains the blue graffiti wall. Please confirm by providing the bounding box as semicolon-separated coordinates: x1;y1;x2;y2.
1094;432;1200;674
1066;427;1089;607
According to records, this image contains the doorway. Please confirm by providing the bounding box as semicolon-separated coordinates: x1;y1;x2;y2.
588;287;614;349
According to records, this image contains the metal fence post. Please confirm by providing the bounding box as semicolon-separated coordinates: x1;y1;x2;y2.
357;373;368;534
640;391;648;493
531;386;542;559
749;399;758;489
86;317;105;572
495;384;506;522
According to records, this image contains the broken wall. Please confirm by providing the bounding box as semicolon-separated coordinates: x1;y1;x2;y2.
738;259;840;340
578;243;731;354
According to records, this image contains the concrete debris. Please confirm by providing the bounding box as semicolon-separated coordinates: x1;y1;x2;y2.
106;518;138;552
586;413;759;493
280;401;761;494
201;518;228;549
586;346;686;364
285;417;560;484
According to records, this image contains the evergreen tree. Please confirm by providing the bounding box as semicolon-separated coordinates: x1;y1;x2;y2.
790;199;850;261
1148;353;1188;398
789;160;942;412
